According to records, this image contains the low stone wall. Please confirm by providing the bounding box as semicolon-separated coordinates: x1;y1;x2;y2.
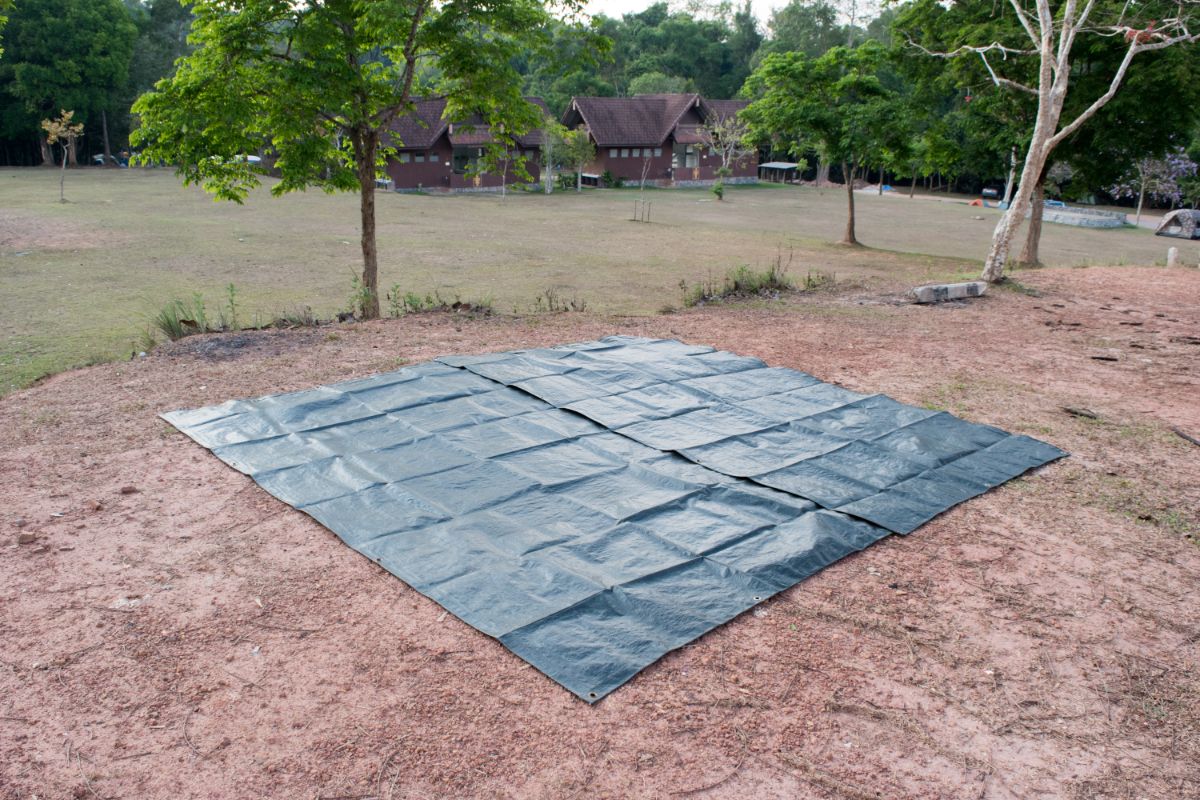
395;177;760;193
394;184;539;195
673;177;759;188
1043;208;1127;228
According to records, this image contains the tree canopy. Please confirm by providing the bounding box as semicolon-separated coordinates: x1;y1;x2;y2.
0;0;137;160
743;42;904;244
132;0;590;318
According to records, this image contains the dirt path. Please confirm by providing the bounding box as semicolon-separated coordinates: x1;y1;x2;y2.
2;266;1198;799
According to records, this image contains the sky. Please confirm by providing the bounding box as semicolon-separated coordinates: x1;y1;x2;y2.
582;0;880;29
583;0;787;25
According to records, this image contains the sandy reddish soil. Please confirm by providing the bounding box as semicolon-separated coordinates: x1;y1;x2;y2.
2;266;1198;800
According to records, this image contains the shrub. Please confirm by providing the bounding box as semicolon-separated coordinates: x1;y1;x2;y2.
223;283;240;330
600;170;624;189
152;293;215;341
271;306;319;328
347;274;374;319
532;287;587;312
385;285;493;316
678;249;830;307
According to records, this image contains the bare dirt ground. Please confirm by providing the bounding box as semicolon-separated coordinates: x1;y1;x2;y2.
2;265;1198;800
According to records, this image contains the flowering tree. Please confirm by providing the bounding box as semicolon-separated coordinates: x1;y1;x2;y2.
699;113;755;201
906;0;1200;282
42;110;84;202
1109;148;1199;224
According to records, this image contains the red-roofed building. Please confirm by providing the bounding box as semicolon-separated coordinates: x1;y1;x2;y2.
384;98;548;191
561;94;757;186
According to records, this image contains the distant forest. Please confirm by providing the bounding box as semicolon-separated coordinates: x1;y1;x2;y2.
0;0;886;166
1;0;1197;204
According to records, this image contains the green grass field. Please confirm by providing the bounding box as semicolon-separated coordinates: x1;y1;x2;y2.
0;168;1187;395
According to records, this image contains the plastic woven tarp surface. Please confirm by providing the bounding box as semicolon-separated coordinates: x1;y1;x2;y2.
163;336;1064;701
440;337;1066;534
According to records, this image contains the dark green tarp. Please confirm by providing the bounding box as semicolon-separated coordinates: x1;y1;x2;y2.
164;336;1064;701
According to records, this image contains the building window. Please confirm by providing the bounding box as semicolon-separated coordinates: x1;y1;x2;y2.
685;145;697;169
632;148;640;158
621;148;629;158
399;153;411;164
654;147;662;157
609;148;618;158
415;153;425;163
429;152;439;163
453;147;484;175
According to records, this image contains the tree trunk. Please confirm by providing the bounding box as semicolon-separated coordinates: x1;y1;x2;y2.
842;163;858;246
909;175;917;198
1002;147;1017;206
878;171;884;195
982;45;1066;284
816;160;830;186
576;169;582;192
40;137;54;167
67;138;78;166
1019;180;1045;266
353;129;381;319
102;109;113;167
59;145;67;201
1135;183;1145;225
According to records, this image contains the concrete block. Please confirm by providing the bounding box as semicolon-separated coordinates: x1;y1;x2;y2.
911;281;989;304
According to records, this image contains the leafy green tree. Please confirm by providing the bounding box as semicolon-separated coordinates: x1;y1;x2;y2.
0;0;137;165
133;0;587;319
127;0;195;97
755;0;845;62
604;4;743;97
542;118;595;192
519;17;613;116
726;0;763;92
0;0;12;58
520;3;763;112
559;127;596;192
628;71;690;95
743;42;903;245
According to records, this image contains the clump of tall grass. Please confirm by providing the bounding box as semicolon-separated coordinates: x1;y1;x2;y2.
679;248;831;307
385;285;494;317
153;293;213;341
150;284;249;342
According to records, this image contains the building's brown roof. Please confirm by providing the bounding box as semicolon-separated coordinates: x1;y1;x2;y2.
565;94;701;147
387;97;549;150
564;94;748;148
700;98;749;121
387;98;450;150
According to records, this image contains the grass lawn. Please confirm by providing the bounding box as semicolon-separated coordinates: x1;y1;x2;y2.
1;167;1192;395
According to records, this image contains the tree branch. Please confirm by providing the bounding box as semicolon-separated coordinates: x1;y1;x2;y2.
1049;29;1200;150
1007;0;1041;46
907;38;1037;59
377;0;432;129
979;51;1038;94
